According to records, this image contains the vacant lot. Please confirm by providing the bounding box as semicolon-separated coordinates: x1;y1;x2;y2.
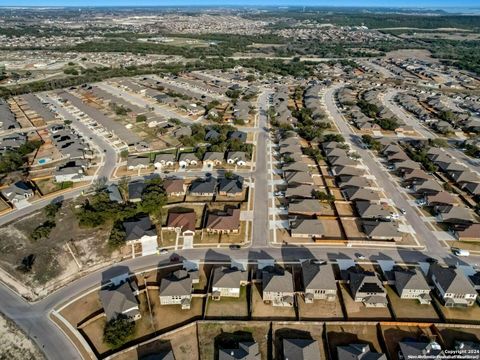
339;284;392;320
197;321;269;360
0;313;45;360
60;290;102;327
0;199;113;291
326;323;382;360
250;282;296;320
205;286;249;319
385;286;439;322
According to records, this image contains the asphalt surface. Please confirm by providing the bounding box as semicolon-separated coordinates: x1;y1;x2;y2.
0;84;479;360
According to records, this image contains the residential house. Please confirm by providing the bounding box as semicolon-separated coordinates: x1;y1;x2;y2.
337;344;386;360
414;180;443;196
290;219;324;239
154;153;176;169
211;266;248;300
218;177;244;197
283;338;320;360
189;177;216;196
106;184;123;203
398;341;443;359
203;152;224;167
123;215;157;244
363;221;403;241
54;161;85;182
301;260;337;303
288;199;324;216
227;151;247;166
159;269;199;310
453;223;480;242
128;181;146;202
127;156;150;171
285;185;315;199
355;201;390;220
343;188;380;203
99;280;141;322
437;206;474;225
428;264;477;307
394;268;432;304
262;267;295;307
166;211;196;237
349;271;388;307
1;181;34;203
219;341;260;360
178;153;199;168
205;208;241;234
284;171;314;186
163;178;185;197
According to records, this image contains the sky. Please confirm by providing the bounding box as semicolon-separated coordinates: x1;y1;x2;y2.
0;0;479;9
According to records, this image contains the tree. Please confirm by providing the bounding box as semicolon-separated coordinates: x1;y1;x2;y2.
44;202;62;219
429;138;448;148
136;114;147;123
108;223;127;249
312;190;335;203
141;179;167;216
103;314;135;348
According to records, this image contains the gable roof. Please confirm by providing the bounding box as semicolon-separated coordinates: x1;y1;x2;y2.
212;266;247;289
394;269;430;293
206;208;241;230
163;178;184;194
428;264;476;295
283;338;320;360
159;269;193;297
301;260;336;291
99;281;139;321
123;216;157;241
262;267;294;293
218;177;244;194
166;211;196;232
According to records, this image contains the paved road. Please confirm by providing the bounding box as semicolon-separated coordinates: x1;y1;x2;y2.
383;90;480;175
324;84;449;260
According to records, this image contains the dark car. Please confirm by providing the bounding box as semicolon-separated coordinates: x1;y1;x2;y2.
426;257;438;264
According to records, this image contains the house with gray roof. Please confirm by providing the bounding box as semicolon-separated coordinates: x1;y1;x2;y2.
106;184;123;203
154;153;176;169
1;181;34;204
428;264;477;307
211;266;248;300
343;188;380;203
219;341;260;360
178;153;199;168
203;152;224;167
127;156;150;170
363;221;403;241
128;181;146;202
283;338;320;360
54;161;85;182
0;133;26;154
288;199;323;216
0;99;20;131
337;344;386;360
218;177;243;196
159;269;199;310
173;126;192;138
290;219;324;239
355;201;390;220
262;267;294;307
398;340;443;359
226;151;247;166
284;171;314;186
285;184;314;199
394;268;431;304
99;280;141;322
301;260;336;302
349;271;388;307
436;206;474;225
189;177;216;196
123;215;157;244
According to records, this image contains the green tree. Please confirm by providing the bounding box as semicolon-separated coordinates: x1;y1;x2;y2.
136;114;147;123
108;223;127;249
103;314;135;348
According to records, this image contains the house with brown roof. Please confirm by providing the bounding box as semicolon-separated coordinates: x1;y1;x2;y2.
163;178;185;197
288;199;324;216
453;223;480;242
290;218;324;239
166;210;196;236
205;207;241;234
362;221;403;241
437;206;474;225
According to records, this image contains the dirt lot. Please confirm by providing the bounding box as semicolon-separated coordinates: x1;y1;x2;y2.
60;290;102;327
197;321;270;360
380;324;437;360
326;323;383;360
0;312;45;360
113;323;198;360
385;286;439;322
272;322;326;360
339;284;392;320
297;293;344;320
0;199;114;291
205;286;249;319
250;282;296;320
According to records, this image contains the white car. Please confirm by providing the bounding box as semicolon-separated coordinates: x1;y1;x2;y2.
452;248;470;257
356;254;366;260
159;249;169;255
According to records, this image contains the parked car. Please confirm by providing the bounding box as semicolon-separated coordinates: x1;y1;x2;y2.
159;249;168;255
452;248;470;257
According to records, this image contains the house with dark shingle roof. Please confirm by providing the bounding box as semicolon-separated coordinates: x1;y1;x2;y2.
337;344;386;360
219;341;260;360
123;215;157;243
398;340;443;360
159;269;199;310
301;260;336;303
1;181;34;203
262;266;294;307
349;270;388;307
362;221;403;241
218;177;244;197
428;264;477;307
290;219;324;239
99;280;141;322
283;338;320;360
211;266;248;300
189;177;216;196
128;181;146;202
394;268;431;304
